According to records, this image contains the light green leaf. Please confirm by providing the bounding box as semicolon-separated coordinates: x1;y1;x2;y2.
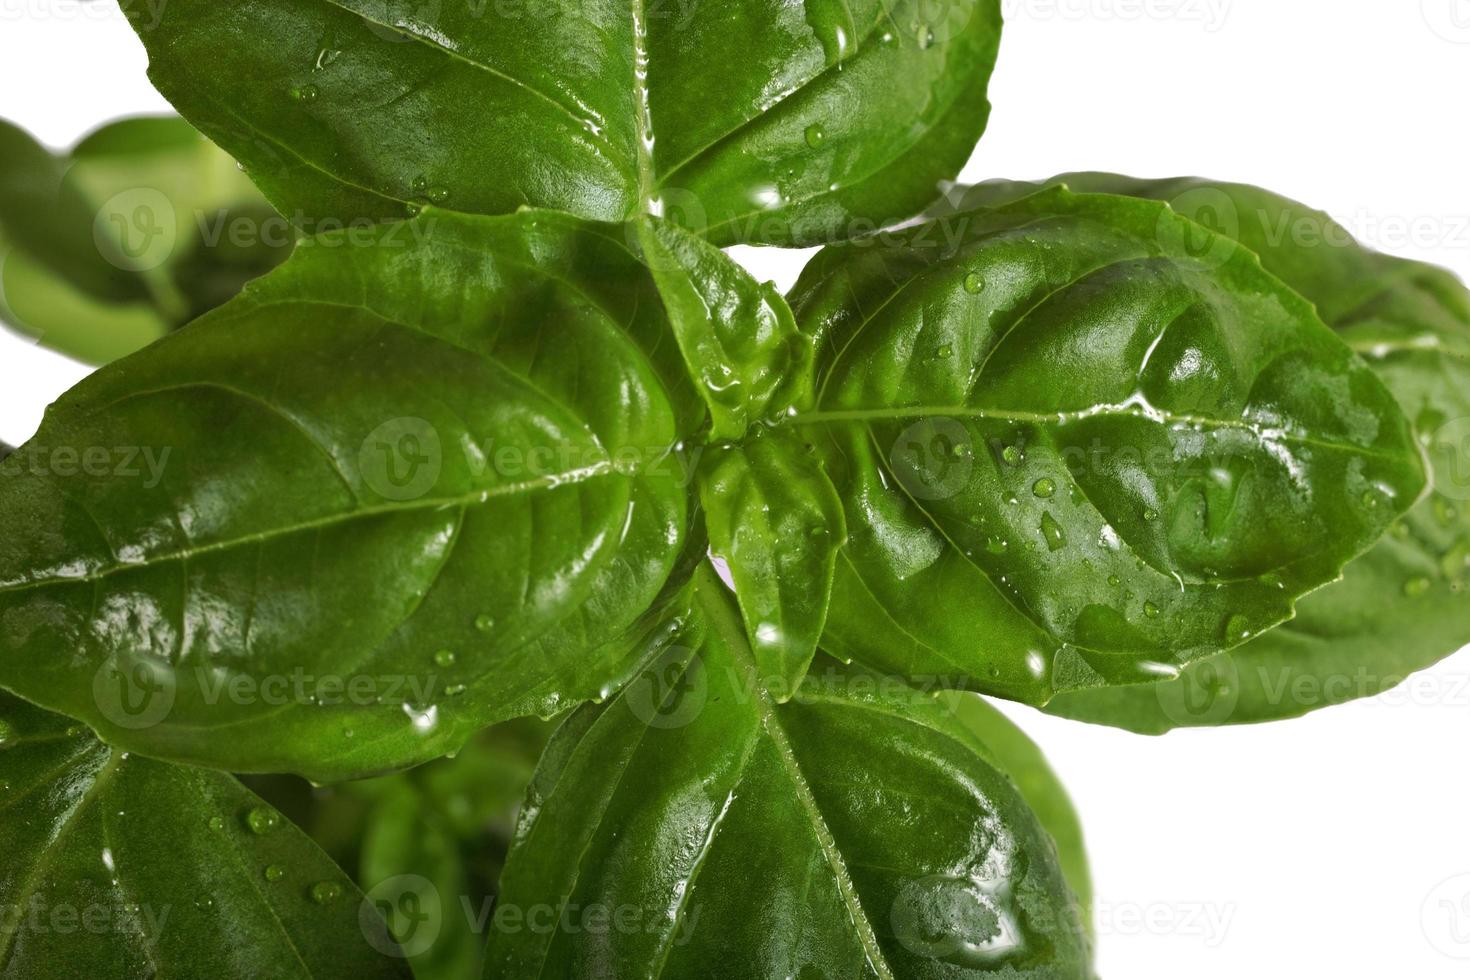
0;690;408;977
636;216;813;439
699;428;847;695
485;563;1092;978
120;0;1002;246
787;185;1425;706
0;115;289;364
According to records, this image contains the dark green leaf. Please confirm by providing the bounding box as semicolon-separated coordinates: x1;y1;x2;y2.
120;0;1002;246
0;208;712;781
939;176;1470;731
0;116;289;364
485;563;1092;978
699;428;847;695
0;690;408;977
786;185;1425;706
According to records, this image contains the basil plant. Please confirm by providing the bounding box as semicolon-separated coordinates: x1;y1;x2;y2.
0;2;1464;977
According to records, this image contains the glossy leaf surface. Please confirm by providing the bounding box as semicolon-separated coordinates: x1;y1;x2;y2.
699;428;847;694
0;115;288;364
941;177;1470;730
0;208;711;781
121;0;1002;246
637;216;813;438
485;564;1092;978
0;691;407;977
787;186;1425;706
947;695;1091;926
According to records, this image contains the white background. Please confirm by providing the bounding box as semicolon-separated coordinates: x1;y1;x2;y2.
3;2;1470;977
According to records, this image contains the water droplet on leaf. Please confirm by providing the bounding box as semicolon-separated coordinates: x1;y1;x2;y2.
310;881;342;904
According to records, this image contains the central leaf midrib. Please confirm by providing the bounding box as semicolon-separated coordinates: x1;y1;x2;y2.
0;463;621;599
791;403;1410;462
712;584;897;980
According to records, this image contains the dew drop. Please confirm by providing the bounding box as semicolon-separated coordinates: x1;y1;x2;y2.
1107;574;1122;588
963;272;986;294
1032;477;1056;499
474;614;495;633
195;896;215;912
918;24;936;48
804;123;827;149
985;536;1009;555
433;649;457;668
207;816;224;832
1404;576;1433;598
310;881;343;904
411;174;429;194
290;84;320;103
1001;445;1023;466
1143;601;1160;619
426;186;450;204
1142;507;1159;522
936;344;954;359
1040;512;1066;552
1223;614;1250;643
445;683;468;697
245;806;280;836
264;864;286;883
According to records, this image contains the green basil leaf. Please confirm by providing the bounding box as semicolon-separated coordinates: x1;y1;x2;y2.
941;176;1470;731
486;563;1092;977
120;0;1002;246
0;115;289;365
786;185;1425;706
699;428;846;695
942;694;1092;929
636;216;813;439
0;690;407;976
0;208;712;781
